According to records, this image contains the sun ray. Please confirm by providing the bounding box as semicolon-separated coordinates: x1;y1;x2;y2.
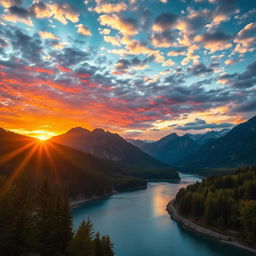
42;142;61;186
0;143;38;198
0;142;35;166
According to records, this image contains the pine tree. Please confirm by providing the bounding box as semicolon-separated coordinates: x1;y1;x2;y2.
68;219;95;256
94;232;104;256
36;181;59;256
101;235;114;256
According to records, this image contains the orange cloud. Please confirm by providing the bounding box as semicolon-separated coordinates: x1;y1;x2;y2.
32;2;79;24
76;24;92;36
1;13;33;26
99;14;137;36
39;31;59;40
94;2;127;13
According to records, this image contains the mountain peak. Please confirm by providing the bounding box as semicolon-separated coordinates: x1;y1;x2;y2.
92;128;106;135
67;127;90;134
159;133;178;143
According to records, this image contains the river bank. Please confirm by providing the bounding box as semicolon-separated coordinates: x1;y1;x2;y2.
70;184;148;208
167;200;256;254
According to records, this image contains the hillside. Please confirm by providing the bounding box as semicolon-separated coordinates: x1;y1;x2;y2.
174;166;256;246
0;129;146;200
51;128;179;179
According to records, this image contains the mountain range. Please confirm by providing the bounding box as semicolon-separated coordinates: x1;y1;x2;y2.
50;127;179;179
176;115;256;170
134;129;229;165
0;129;148;200
128;115;255;173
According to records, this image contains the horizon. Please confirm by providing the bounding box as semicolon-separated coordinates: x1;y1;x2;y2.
0;0;255;140
2;115;253;141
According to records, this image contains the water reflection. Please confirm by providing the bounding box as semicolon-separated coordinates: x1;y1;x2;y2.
72;174;251;256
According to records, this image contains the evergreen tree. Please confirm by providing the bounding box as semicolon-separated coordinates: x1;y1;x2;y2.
94;232;104;256
68;219;95;256
101;235;114;256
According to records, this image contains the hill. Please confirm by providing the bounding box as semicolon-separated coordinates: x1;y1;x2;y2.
174;166;256;246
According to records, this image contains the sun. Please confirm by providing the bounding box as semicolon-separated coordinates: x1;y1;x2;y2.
37;135;49;141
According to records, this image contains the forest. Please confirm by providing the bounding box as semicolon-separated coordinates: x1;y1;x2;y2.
174;166;256;246
0;176;114;256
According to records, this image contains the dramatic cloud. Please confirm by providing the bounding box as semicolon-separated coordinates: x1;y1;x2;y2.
99;14;138;36
152;13;177;32
195;30;232;52
175;118;233;130
233;23;256;54
0;0;254;139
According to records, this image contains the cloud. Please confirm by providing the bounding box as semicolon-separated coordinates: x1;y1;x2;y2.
103;35;121;46
94;2;127;13
152;13;177;32
30;1;79;24
39;31;59;40
99;14;138;36
167;48;186;56
113;57;149;74
0;1;79;25
218;61;256;88
233;98;256;113
187;63;214;75
195;30;232;52
30;1;52;19
162;59;175;67
47;3;79;24
0;0;23;8
233;22;256;55
151;30;178;48
76;24;92;36
1;6;33;26
175;118;233;130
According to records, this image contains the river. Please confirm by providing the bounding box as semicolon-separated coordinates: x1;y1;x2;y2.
72;173;252;256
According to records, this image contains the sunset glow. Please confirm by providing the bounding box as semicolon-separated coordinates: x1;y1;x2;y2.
0;0;255;140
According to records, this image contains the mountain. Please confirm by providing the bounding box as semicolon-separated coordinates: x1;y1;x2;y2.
187;129;230;145
141;133;199;165
50;128;179;179
126;139;148;148
140;129;230;165
176;115;256;170
0;128;146;200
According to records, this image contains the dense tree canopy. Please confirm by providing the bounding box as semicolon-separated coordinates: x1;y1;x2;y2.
175;166;256;246
0;177;114;256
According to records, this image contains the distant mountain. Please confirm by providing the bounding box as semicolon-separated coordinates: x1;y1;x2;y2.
141;133;198;165
126;139;148;148
187;129;230;145
51;128;179;179
140;129;230;165
0;128;146;200
176;115;256;170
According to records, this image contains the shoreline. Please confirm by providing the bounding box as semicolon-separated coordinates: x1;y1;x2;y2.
166;200;256;254
70;192;116;208
70;179;178;208
70;184;148;208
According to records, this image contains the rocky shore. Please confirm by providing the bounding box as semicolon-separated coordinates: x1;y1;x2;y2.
167;200;256;254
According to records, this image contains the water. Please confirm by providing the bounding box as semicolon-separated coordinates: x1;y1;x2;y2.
72;173;252;256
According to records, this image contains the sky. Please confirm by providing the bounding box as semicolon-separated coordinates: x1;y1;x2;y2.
0;0;255;140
